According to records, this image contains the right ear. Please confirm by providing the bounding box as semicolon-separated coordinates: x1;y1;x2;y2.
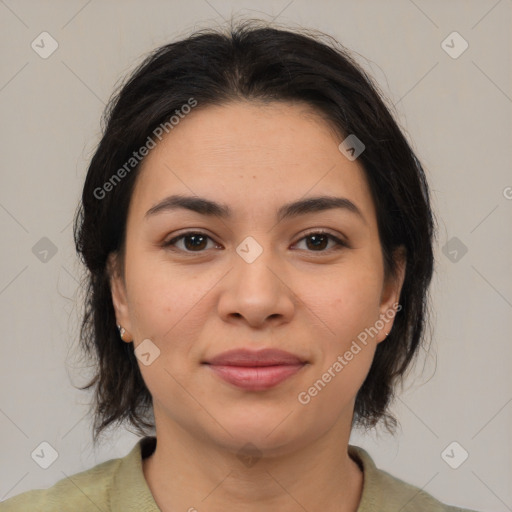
107;252;132;341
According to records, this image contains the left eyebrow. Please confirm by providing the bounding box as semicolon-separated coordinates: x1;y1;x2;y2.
144;194;366;225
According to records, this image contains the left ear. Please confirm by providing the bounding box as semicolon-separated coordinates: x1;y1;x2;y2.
376;246;407;344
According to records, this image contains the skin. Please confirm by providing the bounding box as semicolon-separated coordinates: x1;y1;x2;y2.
109;100;406;512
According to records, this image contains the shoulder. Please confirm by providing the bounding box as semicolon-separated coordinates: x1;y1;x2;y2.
0;437;158;512
0;455;123;512
348;445;481;512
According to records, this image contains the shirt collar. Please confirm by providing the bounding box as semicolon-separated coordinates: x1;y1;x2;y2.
348;444;381;511
110;436;159;511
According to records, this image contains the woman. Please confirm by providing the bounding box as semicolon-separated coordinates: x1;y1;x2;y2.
0;20;481;512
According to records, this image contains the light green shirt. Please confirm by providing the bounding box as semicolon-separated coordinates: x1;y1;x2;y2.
0;436;480;511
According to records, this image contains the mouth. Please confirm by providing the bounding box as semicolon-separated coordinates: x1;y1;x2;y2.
202;348;308;391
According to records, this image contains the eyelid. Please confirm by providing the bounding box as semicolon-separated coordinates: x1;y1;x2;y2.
163;230;221;250
296;228;348;246
291;229;349;253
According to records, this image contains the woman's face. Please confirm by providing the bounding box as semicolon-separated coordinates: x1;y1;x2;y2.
110;101;405;455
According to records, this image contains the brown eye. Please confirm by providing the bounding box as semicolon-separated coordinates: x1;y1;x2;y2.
293;231;347;253
163;232;218;252
305;233;329;251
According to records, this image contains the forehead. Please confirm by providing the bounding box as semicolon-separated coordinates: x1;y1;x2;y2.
129;101;376;224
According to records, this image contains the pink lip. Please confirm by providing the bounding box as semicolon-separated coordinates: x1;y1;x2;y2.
204;349;307;391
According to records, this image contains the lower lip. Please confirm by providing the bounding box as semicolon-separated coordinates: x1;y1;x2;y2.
207;364;305;391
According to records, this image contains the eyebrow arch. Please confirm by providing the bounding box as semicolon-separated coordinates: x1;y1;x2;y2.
145;194;366;224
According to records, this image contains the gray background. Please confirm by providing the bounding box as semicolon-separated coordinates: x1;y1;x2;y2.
0;1;511;510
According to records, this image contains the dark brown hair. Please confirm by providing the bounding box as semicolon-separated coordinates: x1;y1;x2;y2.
73;19;435;444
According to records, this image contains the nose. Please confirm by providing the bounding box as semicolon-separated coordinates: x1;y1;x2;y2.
216;245;296;329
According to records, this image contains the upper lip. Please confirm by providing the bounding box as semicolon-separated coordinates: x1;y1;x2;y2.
204;348;306;367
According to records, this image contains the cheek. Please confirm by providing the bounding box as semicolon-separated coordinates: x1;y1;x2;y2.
299;344;375;432
124;252;198;345
311;263;383;335
296;273;381;422
126;262;209;407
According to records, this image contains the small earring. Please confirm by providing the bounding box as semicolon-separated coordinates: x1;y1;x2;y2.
117;324;127;341
385;332;389;337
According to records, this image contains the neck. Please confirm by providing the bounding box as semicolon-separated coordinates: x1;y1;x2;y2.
142;413;363;512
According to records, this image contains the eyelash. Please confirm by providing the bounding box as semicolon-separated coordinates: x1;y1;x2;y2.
162;229;348;255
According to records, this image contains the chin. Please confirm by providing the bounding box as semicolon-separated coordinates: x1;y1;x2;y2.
205;406;313;454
